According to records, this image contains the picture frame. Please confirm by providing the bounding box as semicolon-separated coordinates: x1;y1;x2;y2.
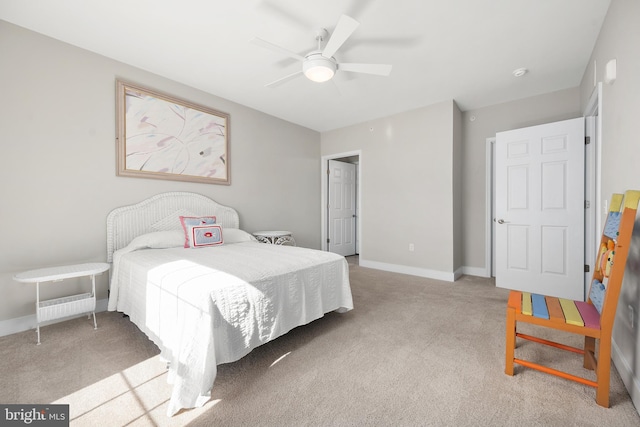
116;80;230;185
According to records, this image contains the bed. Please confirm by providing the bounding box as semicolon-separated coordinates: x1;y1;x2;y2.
106;192;353;416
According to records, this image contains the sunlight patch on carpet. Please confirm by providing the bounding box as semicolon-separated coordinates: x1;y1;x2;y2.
270;351;291;368
51;355;214;425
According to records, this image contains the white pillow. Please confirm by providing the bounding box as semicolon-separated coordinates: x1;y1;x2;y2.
224;228;258;243
126;230;185;250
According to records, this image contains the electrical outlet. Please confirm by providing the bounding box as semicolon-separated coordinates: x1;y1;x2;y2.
409;243;415;252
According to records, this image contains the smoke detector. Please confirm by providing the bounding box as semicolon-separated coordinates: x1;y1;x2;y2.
512;68;528;77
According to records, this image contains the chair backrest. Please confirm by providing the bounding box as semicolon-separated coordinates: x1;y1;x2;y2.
588;190;640;334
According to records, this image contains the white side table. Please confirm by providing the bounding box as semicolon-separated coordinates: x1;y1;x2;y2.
13;262;110;345
253;231;296;246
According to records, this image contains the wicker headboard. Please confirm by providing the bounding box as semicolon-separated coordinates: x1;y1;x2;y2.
106;192;240;262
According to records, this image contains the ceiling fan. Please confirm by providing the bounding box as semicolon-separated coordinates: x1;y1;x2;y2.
250;14;392;88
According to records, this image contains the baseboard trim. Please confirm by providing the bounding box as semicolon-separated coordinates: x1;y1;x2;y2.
359;259;456;282
611;337;640;411
461;266;491;278
0;298;108;338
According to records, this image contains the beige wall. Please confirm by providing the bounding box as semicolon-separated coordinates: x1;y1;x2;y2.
321;88;583;279
461;88;582;271
321;91;581;279
578;0;640;407
0;21;321;323
321;101;459;278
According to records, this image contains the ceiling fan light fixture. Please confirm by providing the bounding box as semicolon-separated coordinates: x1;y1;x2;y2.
252;14;391;88
304;65;335;82
303;53;337;83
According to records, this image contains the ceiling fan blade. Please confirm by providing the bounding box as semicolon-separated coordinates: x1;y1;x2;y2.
339;63;392;76
265;71;303;88
322;15;359;59
250;37;305;62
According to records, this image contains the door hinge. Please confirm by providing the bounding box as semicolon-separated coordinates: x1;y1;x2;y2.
327;169;330;175
585;136;591;145
584;264;590;273
327;238;330;244
585;200;590;209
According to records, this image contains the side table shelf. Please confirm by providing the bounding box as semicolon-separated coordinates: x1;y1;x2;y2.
13;262;110;345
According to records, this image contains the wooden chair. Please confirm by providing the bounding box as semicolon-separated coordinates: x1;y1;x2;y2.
505;190;640;407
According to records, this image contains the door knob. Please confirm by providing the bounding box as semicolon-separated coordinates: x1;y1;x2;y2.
497;219;510;224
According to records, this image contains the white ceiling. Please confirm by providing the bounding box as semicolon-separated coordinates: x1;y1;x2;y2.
0;0;611;132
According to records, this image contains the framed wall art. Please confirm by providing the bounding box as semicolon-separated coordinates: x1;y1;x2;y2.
116;80;230;185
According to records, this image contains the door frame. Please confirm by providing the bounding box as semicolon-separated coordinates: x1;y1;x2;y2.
486;87;602;286
321;150;362;252
583;82;603;297
485;137;496;277
584;82;603;238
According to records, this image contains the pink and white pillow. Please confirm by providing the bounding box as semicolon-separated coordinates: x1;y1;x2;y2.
179;216;216;248
187;224;223;248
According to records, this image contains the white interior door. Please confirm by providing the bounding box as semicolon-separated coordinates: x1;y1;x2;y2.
328;160;356;256
495;117;585;300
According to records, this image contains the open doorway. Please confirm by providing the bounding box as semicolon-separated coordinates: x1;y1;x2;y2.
321;151;361;264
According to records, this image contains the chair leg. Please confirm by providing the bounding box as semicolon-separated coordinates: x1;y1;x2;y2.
584;336;596;370
596;336;612;407
505;306;516;376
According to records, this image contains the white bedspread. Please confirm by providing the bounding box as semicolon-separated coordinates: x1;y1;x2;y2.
108;241;353;416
